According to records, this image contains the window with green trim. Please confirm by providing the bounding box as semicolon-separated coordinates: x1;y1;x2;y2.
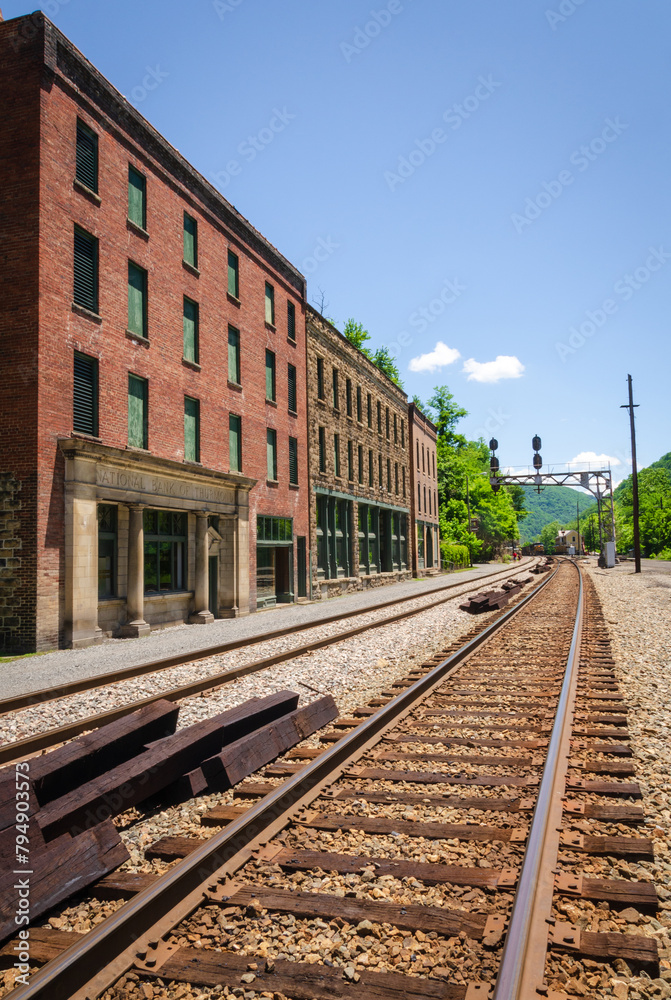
227;250;239;298
184;396;200;462
317;358;325;400
228;325;240;384
334;433;340;478
356;386;362;423
266;428;277;481
73;226;98;313
288;363;297;413
183;297;199;364
127;374;148;449
332;368;339;410
348;440;354;482
98;504;117;598
257;516;293;543
128;166;146;229
128;261;148;338
143;510;186;593
183;212;198;267
287;301;296;341
265;282;275;325
319;427;326;473
229;414;242;472
73;351;98;436
358;444;364;484
289;436;298;485
76;119;98;193
346;379;352;417
265;350;276;402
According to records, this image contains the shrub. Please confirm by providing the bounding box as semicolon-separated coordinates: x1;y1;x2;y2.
440;543;470;569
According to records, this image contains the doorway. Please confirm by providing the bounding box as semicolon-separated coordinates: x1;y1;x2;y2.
208;555;219;617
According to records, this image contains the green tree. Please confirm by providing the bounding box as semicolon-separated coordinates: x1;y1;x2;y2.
412;395;427;415
427;386;468;445
343;319;372;357
615;466;671;556
539;520;562;554
371;346;404;389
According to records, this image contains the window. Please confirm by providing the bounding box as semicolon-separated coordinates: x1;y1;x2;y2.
267;428;277;480
228;325;240;384
416;440;420;469
319;427;326;472
332;368;339;410
434;489;437;513
358;444;364;484
334;433;341;478
144;510;186;593
128;166;146;229
377;401;382;434
401;419;405;448
378;453;383;487
356;386;362;423
184;396;200;462
289;436;298;485
348;440;354;481
403;466;406;497
428;489;431;515
386;407;390;440
288;364;297;413
368;449;373;486
73;226;98;313
265;282;275;325
76;119;98;193
73;351;98;435
317;357;325;400
346;379;352;417
257;516;293;542
433;452;436;479
418;484;421;510
287;301;296;341
98;504;117;598
367;394;372;428
265;350;276;402
128;261;148;338
422;446;426;472
227;250;239;298
183;213;198;267
128;374;148;449
394;414;398;444
229;414;242;472
395;462;399;495
183;297;199;364
387;458;391;492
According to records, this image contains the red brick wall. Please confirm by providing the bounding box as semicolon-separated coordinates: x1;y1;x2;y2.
0;18;42;652
408;405;440;573
2;13;309;646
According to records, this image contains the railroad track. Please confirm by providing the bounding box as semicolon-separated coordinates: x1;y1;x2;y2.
0;560;537;767
2;559;658;1000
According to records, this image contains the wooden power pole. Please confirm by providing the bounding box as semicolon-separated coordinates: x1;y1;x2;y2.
621;374;641;574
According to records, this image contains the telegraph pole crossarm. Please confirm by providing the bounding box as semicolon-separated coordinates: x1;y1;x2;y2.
620;374;641;574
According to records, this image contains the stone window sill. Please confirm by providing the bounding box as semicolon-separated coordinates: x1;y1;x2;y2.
266;399;277;408
126;330;150;347
125;445;151;454
182;357;201;371
72;431;102;443
288;408;297;418
73;178;101;204
182;260;200;277
72;302;102;324
316;398;327;407
228;380;243;392
266;479;279;488
184;460;203;467
289;483;300;490
287;337;297;347
127;218;149;240
265;321;276;332
227;292;241;307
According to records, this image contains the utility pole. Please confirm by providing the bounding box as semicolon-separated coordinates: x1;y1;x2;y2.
621;374;641;574
576;500;580;557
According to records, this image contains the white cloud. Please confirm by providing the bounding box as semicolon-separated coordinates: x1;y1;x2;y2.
567;451;623;468
462;355;525;383
408;341;461;373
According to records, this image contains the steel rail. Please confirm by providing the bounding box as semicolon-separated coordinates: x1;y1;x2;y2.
492;559;583;1000
0;559;534;718
9;563;560;1000
0;562;537;767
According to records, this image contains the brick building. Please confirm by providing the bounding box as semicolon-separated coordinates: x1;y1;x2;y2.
408;403;441;575
0;13;309;652
306;309;411;598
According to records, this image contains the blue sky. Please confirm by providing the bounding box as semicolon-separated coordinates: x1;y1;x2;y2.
6;0;669;480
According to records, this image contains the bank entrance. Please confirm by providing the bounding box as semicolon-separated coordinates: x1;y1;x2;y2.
256;515;294;609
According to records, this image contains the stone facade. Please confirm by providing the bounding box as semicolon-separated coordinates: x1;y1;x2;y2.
0;13;309;651
408;404;441;576
306;309;412;599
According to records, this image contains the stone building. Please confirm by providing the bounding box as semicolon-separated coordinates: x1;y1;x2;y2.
306;309;411;598
408;403;441;575
0;13;309;652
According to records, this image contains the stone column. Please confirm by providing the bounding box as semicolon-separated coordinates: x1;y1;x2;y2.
189;511;214;624
63;453;103;649
121;504;150;638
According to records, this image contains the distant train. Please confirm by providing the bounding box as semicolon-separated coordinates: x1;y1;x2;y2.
522;543;545;556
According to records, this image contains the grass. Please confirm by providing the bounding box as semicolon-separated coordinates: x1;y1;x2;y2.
0;650;51;664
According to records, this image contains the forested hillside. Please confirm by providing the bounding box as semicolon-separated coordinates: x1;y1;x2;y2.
519;485;595;543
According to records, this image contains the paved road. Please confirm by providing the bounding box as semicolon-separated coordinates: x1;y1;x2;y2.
0;561;533;699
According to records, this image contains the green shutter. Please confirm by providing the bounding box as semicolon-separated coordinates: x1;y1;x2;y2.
287;301;296;340
183;213;197;266
76;121;98;192
289;437;298;485
228;250;239;297
267;429;277;480
128;166;146;228
128;262;147;337
73;227;97;312
183;298;198;363
184;397;199;462
229;414;241;472
128;375;147;448
265;350;275;401
288;364;297;412
265;283;274;325
73;352;98;435
228;326;240;383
